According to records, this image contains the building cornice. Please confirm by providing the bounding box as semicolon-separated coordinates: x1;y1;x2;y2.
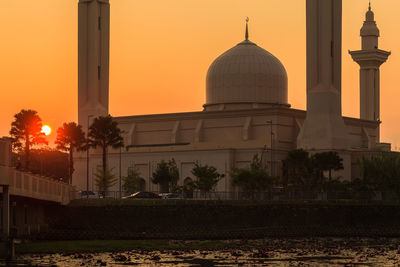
114;107;304;124
349;49;391;66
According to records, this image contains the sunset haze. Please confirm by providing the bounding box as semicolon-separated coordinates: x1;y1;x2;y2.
1;0;399;149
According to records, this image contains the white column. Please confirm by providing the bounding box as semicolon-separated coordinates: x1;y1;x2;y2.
368;69;375;120
375;69;380;121
78;0;110;129
360;69;367;119
297;0;349;150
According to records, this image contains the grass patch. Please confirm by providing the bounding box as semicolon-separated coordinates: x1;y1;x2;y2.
16;240;233;254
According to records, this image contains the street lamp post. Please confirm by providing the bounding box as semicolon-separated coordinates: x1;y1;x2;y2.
86;115;94;198
266;120;274;176
260;144;267;169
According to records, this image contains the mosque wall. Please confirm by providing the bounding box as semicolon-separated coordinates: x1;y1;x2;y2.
72;108;381;193
102;149;236;193
342;118;379;149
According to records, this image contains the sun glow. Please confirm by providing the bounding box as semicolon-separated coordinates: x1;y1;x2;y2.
41;125;52;136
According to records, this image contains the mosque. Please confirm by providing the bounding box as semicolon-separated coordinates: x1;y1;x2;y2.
73;0;391;193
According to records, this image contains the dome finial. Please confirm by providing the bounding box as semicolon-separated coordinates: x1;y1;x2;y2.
369;0;371;11
245;17;249;41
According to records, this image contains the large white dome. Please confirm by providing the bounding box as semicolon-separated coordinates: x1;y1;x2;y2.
205;39;288;111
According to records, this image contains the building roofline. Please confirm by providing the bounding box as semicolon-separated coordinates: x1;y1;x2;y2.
112;107;380;127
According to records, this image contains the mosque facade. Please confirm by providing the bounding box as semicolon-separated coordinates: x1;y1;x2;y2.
73;0;391;193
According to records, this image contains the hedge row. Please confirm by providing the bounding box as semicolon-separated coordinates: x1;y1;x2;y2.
36;201;400;240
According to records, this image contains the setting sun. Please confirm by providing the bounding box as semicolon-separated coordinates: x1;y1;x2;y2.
41;125;51;136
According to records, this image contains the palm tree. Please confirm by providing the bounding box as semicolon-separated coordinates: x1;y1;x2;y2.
88;115;124;185
9;109;48;169
94;167;117;196
55;122;87;184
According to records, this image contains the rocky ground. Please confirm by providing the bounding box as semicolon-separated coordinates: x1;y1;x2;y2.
14;238;400;266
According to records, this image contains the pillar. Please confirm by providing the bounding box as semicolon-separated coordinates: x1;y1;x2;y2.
297;0;349;150
78;0;110;130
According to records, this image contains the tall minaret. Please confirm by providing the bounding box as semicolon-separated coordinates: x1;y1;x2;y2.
349;3;390;132
297;0;349;150
78;0;110;130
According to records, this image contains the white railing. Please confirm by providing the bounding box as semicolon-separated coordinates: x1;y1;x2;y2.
0;167;75;205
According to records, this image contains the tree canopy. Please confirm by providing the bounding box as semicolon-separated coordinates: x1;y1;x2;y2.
191;163;223;194
359;153;400;191
231;154;277;193
312;151;344;181
55;122;86;184
123;168;145;194
28;148;69;182
94;167;117;196
152;159;179;193
282;149;315;190
88;115;124;179
10;109;48;169
282;150;346;191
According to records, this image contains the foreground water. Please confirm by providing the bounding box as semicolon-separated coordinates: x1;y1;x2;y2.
13;238;400;266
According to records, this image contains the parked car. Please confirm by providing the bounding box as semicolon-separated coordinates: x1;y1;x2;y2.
159;193;182;199
122;191;161;199
78;190;100;199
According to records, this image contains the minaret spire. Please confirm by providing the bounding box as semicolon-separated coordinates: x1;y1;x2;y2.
349;2;390;144
245;17;249;41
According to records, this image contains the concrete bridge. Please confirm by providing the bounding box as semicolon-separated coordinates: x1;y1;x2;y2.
0;137;74;242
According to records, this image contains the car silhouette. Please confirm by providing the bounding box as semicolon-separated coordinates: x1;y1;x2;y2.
122;191;161;199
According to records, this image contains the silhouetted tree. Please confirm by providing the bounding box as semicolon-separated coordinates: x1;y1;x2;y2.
10;109;47;169
55;122;86;184
29;148;69;182
191;162;223;195
231;154;277;194
123;168;144;194
152;159;179;193
323;178;350;193
88;115;124;180
359;153;400;191
282;149;316;190
94;167;117;196
312;151;344;181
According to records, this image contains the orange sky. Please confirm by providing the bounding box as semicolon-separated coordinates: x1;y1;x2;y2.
0;0;399;150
